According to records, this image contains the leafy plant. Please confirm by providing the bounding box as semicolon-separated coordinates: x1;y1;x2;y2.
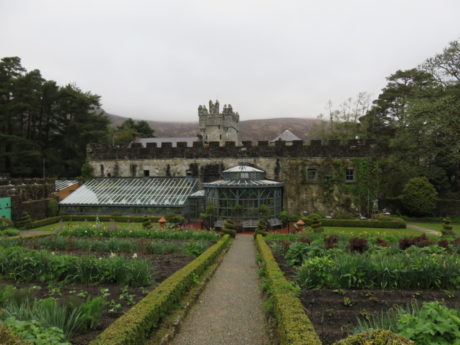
4;317;71;345
401;177;438;216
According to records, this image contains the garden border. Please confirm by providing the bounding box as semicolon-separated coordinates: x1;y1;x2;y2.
23;215;161;229
89;234;231;345
256;234;322;345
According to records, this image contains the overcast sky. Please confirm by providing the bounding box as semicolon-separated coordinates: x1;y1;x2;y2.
1;1;459;122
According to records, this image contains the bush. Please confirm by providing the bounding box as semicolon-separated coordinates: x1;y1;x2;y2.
0;322;31;345
324;235;339;249
321;218;406;228
349;237;368;253
16;212;32;229
0;217;13;231
333;329;413;345
47;199;59;217
1;229;20;237
442;217;454;236
142;217;152;230
401;177;438;216
256;235;321;345
302;213;323;226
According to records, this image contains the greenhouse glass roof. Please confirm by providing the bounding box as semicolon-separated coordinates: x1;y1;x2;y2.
60;177;198;207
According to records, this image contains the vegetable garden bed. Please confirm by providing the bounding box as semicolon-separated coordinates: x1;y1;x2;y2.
0;224;220;345
266;232;460;345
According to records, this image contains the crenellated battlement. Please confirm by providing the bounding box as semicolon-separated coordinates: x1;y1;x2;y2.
88;139;379;161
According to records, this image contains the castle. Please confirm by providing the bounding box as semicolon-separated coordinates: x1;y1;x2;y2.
87;101;379;215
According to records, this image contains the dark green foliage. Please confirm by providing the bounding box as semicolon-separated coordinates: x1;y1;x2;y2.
222;219;237;237
0;322;31;345
4;317;71;345
16;212;32;229
47;199;59;217
80;163;94;182
401;177;438;216
0;247;151;286
0;57;110;177
442;217;454;236
353;301;459;345
111;118;154;146
321;218;406;228
142;217;152;230
0;217;13;230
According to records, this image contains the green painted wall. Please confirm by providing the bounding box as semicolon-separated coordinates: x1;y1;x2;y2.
0;197;12;220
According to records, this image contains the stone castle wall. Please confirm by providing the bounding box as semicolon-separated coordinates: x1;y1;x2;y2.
88;139;380;215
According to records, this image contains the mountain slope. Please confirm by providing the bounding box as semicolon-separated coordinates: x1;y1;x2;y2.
105;112;320;141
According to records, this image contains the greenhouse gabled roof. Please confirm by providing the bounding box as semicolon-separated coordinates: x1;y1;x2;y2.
60;177;198;207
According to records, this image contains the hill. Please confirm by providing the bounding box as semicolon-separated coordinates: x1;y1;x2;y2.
105;112;320;141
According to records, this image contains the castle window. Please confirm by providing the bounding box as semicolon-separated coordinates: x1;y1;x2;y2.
130;164;137;177
307;168;317;181
144;170;150;177
345;168;355;182
100;165;104;177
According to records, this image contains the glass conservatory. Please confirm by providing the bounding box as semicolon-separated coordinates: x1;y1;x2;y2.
203;163;283;221
59;177;199;215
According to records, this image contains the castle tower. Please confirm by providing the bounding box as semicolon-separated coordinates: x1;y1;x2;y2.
198;100;240;145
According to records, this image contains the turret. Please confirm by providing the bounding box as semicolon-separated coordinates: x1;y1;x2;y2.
198;100;240;145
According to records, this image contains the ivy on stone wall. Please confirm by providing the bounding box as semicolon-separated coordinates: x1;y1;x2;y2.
319;158;379;215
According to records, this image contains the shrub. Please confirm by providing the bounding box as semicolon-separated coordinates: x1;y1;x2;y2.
442;217;454;236
333;329;413;345
401;177;438;216
311;219;324;233
47;199;59;217
375;238;389;247
349;237;368;253
321;218;406;228
16;212;32;229
256;235;321;345
0;322;30;345
1;229;20;237
438;239;449;249
223;219;237;237
298;237;312;244
142;217;152;230
399;234;433;250
324;235;339;249
302;213;323;226
0;217;13;230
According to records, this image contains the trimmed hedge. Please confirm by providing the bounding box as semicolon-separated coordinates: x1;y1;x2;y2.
256;235;321;345
321;219;406;229
24;215;161;230
89;234;231;345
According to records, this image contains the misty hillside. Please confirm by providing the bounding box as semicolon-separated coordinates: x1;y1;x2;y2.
105;113;321;141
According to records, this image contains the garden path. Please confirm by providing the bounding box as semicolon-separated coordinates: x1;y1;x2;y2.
407;224;441;236
168;234;270;345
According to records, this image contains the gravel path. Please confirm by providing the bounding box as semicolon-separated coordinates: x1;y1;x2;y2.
169;234;270;345
407;224;441;236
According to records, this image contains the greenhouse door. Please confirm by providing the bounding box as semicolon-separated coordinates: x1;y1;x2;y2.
0;197;11;220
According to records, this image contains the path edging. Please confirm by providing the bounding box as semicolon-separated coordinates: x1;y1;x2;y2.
145;236;232;345
256;234;322;345
89;234;231;345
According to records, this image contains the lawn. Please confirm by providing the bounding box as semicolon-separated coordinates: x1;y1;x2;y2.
322;226;422;237
408;222;460;235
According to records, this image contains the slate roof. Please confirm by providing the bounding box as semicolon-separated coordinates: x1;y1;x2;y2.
271;129;301;142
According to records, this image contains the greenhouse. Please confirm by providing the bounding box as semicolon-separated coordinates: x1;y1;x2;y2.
203;163;283;224
59;177;199;215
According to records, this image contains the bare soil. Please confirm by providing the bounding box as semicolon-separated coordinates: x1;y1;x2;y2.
273;253;460;345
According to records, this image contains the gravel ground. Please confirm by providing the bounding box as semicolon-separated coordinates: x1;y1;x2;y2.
407;224;441;236
169;234;270;345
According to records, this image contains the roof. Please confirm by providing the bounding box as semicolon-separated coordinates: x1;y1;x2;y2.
204;179;283;188
189;190;205;198
271;129;301;142
60;177;198;207
224;165;264;173
55;180;79;191
131;137;199;148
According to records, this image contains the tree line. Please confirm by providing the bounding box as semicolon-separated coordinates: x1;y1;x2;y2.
0;57;154;178
311;40;460;200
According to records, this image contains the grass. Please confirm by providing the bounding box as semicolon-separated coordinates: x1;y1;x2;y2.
322;226;422;237
408;222;460;235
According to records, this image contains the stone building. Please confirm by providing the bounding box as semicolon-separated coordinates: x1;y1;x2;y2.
87;101;380;216
198;100;240;145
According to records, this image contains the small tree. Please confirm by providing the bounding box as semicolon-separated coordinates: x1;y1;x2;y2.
401;177;438;216
46;199;58;217
80;162;94;182
16;212;32;229
142;216;152;230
